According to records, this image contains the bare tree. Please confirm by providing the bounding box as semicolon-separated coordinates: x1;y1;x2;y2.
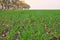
0;0;30;10
0;0;4;10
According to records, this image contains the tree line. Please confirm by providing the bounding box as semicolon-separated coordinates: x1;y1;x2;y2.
0;0;30;10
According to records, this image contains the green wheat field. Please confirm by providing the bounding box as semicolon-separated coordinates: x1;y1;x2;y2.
0;10;60;40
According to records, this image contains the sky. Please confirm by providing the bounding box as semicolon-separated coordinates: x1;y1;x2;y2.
25;0;60;9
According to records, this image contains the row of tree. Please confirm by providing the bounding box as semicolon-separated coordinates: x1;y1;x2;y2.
0;0;30;10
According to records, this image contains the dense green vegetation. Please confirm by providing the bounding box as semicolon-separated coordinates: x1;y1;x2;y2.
0;10;60;40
